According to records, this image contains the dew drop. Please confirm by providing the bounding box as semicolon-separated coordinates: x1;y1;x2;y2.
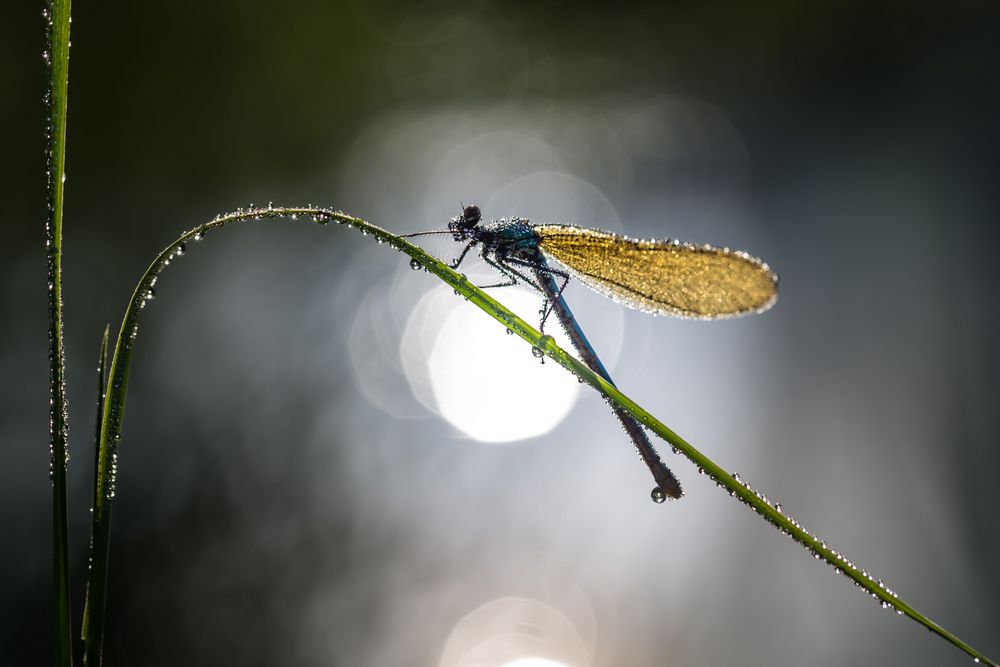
193;230;205;241
531;346;544;359
651;487;667;504
146;287;156;300
409;258;423;271
505;328;513;335
176;243;186;256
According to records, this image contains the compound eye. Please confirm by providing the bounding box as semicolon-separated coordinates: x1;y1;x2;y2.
461;204;481;228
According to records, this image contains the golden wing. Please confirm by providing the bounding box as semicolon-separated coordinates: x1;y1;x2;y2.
535;224;778;319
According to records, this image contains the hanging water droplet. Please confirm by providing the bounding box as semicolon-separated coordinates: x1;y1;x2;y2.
146;287;156;300
531;346;544;359
505;328;513;335
194;230;205;240
176;243;186;256
651;487;667;504
409;258;423;271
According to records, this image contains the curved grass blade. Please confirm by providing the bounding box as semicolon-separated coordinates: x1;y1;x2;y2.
83;206;996;667
44;0;74;663
405;220;996;666
83;206;370;665
80;325;108;653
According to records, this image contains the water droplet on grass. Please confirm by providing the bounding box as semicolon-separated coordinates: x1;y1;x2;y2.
409;258;423;271
651;487;667;503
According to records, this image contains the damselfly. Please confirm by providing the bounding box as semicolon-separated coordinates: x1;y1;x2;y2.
404;204;778;502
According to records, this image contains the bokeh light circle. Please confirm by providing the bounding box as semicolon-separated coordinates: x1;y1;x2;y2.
402;285;580;442
439;597;590;667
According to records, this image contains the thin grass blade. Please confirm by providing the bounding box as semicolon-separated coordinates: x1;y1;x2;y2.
80;325;108;652
44;0;74;664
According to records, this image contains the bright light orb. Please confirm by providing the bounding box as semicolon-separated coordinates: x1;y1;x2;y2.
501;659;571;667
424;287;580;442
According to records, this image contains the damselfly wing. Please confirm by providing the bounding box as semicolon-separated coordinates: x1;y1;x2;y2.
534;225;778;319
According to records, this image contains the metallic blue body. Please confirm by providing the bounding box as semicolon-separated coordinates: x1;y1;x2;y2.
442;205;682;500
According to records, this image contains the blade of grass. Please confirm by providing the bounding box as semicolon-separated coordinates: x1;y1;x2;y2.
410;229;997;666
83;207;366;665
80;326;108;651
92;327;109;546
86;206;996;667
44;0;74;664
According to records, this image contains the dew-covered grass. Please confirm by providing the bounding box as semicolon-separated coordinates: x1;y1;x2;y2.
40;0;997;665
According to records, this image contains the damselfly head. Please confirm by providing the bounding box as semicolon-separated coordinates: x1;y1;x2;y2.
448;203;482;239
460;204;481;228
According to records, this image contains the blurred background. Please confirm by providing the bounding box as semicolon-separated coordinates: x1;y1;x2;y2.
3;1;999;665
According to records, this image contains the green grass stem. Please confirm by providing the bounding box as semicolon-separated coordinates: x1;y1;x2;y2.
43;0;74;664
85;206;996;667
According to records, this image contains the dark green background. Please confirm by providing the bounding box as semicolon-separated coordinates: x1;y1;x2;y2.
3;1;998;665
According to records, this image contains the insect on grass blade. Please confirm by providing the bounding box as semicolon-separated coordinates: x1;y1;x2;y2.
404;204;778;503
